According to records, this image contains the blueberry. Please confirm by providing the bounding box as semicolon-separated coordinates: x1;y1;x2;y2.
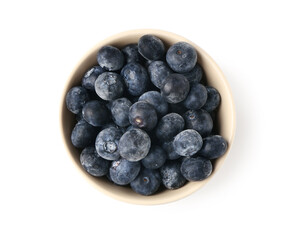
102;122;126;134
82;66;106;91
166;42;197;73
95;126;123;160
182;64;203;85
130;168;161;195
119;128;151;162
183;109;213;137
173;129;203;157
80;147;110;177
66;86;90;114
160;161;186;189
198;135;228;159
82;100;109;127
161;141;181;160
155;113;184;142
109;159;141;185
202;86;221;112
139;91;168;117
110;98;132;127
169;102;187;116
138;34;165;61
161;74;190;103
121;44;145;64
94;72;124;101
121;63;149;96
97;45;124;71
129;101;157;131
182;83;207;110
180;157;213;181
71;121;98;148
141;145;166;169
148;61;172;89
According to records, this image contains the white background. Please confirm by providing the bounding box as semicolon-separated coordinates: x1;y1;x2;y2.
0;0;297;239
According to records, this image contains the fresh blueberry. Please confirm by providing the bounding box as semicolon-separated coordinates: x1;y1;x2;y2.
119;128;151;162
102;122;126;134
82;100;109;127
203;86;221;112
80;147;110;177
166;42;197;73
148;61;172;89
180;157;213;181
141;145;166;169
94;72;124;101
155;113;184;142
130;168;161;195
66;86;90;114
110;98;132;127
82;66;106;91
198;135;228;159
121;44;145;64
97;45;124;71
182;83;207;110
160;161;186;189
121;63;149;96
138;34;165;61
109;158;141;185
129;101;157;131
161;141;181;160
71;121;98;148
95;126;123;161
183;109;213;137
182;64;203;85
139;91;168;117
173;129;203;157
161;74;190;103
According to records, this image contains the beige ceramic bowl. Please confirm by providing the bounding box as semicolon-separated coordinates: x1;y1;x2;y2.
60;29;236;205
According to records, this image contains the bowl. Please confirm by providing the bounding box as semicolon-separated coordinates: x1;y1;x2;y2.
60;29;236;205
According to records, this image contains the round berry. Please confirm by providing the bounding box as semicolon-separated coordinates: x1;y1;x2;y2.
97;45;124;71
181;157;213;181
141;145;167;169
66;86;90;114
82;100;109;127
138;34;165;61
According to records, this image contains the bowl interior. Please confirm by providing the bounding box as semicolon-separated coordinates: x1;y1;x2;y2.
60;29;235;205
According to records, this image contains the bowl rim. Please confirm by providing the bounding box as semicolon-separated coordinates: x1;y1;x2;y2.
60;29;236;205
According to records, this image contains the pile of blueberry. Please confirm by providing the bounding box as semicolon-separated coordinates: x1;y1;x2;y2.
66;34;228;196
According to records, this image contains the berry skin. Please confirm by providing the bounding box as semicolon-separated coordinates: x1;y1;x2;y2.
182;64;203;85
82;100;109;127
138;91;168;117
198;135;228;159
121;44;145;64
138;34;165;61
109;159;141;185
166;42;197;73
180;157;212;181
183;109;213;137
141;145;167;169
80;147;110;177
121;63;149;96
71;120;98;149
161;74;190;103
95;126;123;161
129;101;157;131
82;66;106;91
160;161;186;189
102;122;126;134
130;168;161;196
66;86;90;114
148;61;172;89
110;98;132;127
203;86;221;112
155;113;185;142
95;72;124;101
161;141;181;160
173;129;203;157
119;128;151;162
97;45;124;71
182;83;207;110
